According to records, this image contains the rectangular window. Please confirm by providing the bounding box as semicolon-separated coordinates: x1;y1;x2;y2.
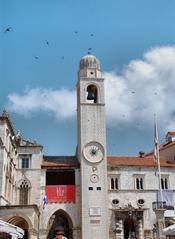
19;154;31;169
21;158;29;169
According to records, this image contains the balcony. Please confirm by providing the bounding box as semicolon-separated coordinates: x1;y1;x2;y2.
46;185;76;203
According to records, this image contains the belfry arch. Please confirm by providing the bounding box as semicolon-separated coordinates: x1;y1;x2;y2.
86;84;98;103
47;209;73;239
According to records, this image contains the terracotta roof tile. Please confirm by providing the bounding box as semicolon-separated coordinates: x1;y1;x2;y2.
167;131;175;136
159;141;175;150
145;140;175;156
42;155;175;168
42;156;80;168
107;156;175;167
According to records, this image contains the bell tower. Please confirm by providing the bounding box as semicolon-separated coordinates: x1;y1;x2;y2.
77;54;109;239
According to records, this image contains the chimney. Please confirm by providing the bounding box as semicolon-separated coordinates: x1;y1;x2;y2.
139;151;145;158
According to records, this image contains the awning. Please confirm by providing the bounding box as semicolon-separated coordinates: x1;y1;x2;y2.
0;219;24;238
163;224;175;236
164;210;175;218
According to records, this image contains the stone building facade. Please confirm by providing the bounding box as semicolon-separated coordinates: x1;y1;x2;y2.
0;55;175;239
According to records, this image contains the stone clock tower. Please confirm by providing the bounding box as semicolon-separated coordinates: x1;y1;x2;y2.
77;54;109;239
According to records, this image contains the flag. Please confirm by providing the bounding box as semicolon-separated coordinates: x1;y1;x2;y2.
154;117;160;176
153;116;164;205
154;120;158;164
43;195;47;209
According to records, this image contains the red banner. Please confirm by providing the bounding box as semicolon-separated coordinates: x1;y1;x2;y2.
46;185;76;203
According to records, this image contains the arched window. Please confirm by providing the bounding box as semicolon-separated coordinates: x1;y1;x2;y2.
165;178;168;189
115;178;118;189
86;85;98;103
136;178;140;189
161;177;169;190
140;178;143;189
135;177;144;190
161;178;164;189
110;177;119;190
111;178;114;189
19;180;29;205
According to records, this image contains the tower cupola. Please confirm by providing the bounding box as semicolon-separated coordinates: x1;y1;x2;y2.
78;54;102;78
79;54;100;70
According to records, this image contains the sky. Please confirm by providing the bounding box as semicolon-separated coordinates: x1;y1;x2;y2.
1;0;175;156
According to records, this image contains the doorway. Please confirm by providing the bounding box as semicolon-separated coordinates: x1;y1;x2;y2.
124;217;136;239
47;210;73;239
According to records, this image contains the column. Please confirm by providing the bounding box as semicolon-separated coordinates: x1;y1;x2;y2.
137;219;143;239
115;219;124;239
28;229;38;239
39;229;49;239
154;209;166;239
72;226;81;239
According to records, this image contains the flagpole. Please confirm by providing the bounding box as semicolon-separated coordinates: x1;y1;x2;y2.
154;115;164;208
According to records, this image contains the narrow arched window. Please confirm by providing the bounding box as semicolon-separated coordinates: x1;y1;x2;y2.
161;178;164;190
161;177;169;190
111;178;114;189
115;178;118;189
165;178;168;189
140;178;143;189
19;180;29;205
86;85;98;103
136;178;140;189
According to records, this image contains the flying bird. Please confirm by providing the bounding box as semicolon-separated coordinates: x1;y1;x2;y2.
90;33;94;37
88;48;92;51
131;91;135;94
4;27;12;33
74;31;78;34
46;41;49;45
34;56;39;60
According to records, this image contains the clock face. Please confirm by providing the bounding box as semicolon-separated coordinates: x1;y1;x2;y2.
83;142;104;163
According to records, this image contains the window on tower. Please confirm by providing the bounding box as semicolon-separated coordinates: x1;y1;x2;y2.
86;84;98;103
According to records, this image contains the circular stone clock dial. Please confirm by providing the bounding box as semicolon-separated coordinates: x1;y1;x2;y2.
83;142;104;163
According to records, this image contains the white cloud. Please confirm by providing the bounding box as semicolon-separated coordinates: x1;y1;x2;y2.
7;88;76;120
104;46;175;131
7;46;175;130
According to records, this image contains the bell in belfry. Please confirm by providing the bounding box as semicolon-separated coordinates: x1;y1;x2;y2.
87;90;95;100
